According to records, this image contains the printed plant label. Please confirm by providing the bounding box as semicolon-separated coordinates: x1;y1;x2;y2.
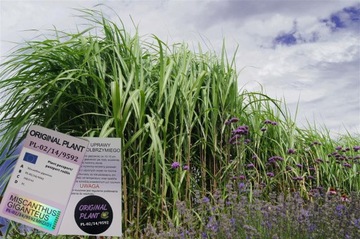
58;137;122;237
0;125;89;235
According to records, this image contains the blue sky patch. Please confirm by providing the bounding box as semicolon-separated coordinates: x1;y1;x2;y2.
330;14;346;29
273;3;359;47
322;3;360;31
273;33;297;46
344;5;360;22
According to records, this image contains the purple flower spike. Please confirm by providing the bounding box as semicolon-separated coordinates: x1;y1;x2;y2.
183;165;189;170
229;134;241;144
335;146;342;151
309;167;316;171
247;163;255;169
296;163;303;168
239;175;246;180
267;172;274;177
276;156;284;161
293;176;303;181
312;141;321;146
225;117;239;125
232;125;249;135
343;163;352;168
238;182;246;191
264;119;272;124
287;148;296;154
171;162;180;169
307;175;315;180
271;121;277;126
268;157;276;164
354;146;360;152
202;197;210;203
268;156;283;163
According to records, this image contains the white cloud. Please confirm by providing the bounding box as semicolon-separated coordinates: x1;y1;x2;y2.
246;14;295;37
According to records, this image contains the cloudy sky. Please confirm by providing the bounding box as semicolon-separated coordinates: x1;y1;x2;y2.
0;0;359;138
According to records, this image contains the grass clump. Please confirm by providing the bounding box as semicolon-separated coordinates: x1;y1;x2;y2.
0;8;359;238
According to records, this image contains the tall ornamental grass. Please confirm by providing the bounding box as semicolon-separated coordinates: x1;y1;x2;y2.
0;9;359;238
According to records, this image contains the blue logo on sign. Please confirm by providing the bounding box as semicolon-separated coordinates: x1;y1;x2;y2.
23;152;38;164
